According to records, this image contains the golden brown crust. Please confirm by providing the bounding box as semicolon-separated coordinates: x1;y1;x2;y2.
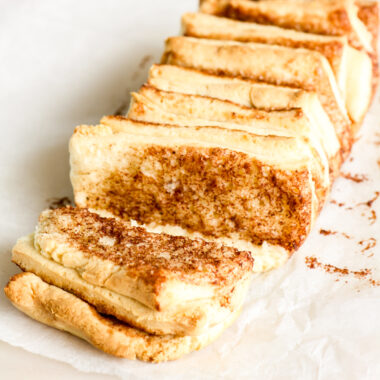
4;272;238;362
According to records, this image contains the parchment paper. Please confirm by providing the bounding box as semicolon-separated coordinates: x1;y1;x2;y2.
0;1;379;379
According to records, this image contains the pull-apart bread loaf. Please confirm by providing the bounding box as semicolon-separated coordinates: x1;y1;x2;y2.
11;207;252;337
128;83;339;184
70;117;321;271
161;36;352;156
6;0;378;363
182;12;373;125
5;272;240;362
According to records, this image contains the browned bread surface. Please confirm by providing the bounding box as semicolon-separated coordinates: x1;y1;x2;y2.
4;272;238;362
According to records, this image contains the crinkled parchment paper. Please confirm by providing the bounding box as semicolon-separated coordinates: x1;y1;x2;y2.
0;1;379;379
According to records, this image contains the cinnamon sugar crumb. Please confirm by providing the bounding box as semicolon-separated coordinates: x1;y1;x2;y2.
319;229;351;239
359;238;376;253
368;210;377;225
357;191;380;208
330;199;345;207
38;207;253;288
340;172;368;183
305;256;379;286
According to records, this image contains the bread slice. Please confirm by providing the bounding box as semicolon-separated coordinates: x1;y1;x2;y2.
181;12;373;124
70;117;319;268
4;272;239;362
13;223;251;336
161;36;352;155
148;64;339;149
127;85;332;193
147;64;340;169
200;0;373;53
37;207;252;308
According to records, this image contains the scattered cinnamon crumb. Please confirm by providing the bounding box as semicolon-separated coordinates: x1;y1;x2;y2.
47;197;72;210
359;238;377;253
305;256;370;277
305;256;379;286
369;210;377;225
319;229;351;239
357;191;380;208
374;132;380;145
330;199;345;207
319;229;334;236
340;172;368;183
348;157;354;162
377;159;380;168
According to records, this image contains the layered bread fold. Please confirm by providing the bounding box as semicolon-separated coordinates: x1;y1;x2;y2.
181;12;373;124
148;65;338;153
70;117;320;268
128;84;335;189
161;36;352;154
12;208;252;336
200;0;373;52
5;272;239;362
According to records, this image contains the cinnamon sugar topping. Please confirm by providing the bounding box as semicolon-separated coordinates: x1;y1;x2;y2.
305;256;379;286
37;207;253;287
358;191;380;208
319;229;351;239
340;172;368;183
359;238;377;253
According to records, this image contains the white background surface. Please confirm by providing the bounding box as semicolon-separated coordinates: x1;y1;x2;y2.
0;1;379;379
